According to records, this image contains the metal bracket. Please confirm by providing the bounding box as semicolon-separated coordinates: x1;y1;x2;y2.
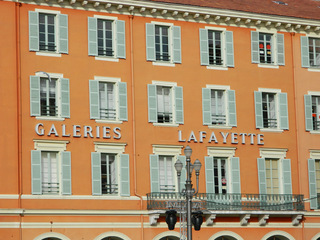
240;214;251;226
149;214;160;226
205;214;216;226
259;214;269;226
292;214;303;226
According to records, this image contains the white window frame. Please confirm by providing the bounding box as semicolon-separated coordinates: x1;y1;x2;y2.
308;91;320;134
306;34;320;71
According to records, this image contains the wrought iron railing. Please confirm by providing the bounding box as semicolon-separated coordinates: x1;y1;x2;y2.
263;118;277;128
147;192;305;211
41;105;58;117
157;112;172;123
312;119;320;131
102;183;118;195
100;108;116;120
211;114;226;125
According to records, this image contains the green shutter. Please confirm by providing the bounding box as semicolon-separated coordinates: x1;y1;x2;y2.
278;92;289;130
308;159;318;209
61;151;72;195
60;78;70;118
251;31;259;63
120;154;130;197
88;17;98;56
301;36;310;68
58;14;68;54
172;26;181;64
282;158;292;195
254;91;263;129
199;28;209;66
230;157;241;194
31;150;42;195
205;156;214;193
150;155;160;192
227;90;237;127
30;76;41;116
257;158;267;194
29;11;39;52
146;23;155;61
225;31;234;67
89;80;100;119
305;95;313;131
118;82;128;121
277;33;285;66
148;84;157;123
202;88;211;125
175;86;184;124
91;152;101;195
116;20;126;59
177;156;186;192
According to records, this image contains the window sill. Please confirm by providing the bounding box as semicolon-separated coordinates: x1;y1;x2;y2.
207;125;232;130
152;61;175;67
259;128;284;133
258;64;279;69
95;119;123;124
206;65;228;71
308;68;320;72
310;130;320;134
36;52;62;57
153;123;179;127
35;116;65;121
95;56;119;62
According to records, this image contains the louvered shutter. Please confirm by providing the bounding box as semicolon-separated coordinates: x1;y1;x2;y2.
230;157;241;193
116;20;126;59
199;28;209;65
31;150;42;195
205;156;214;193
29;11;39;51
89;80;100;119
202;88;211;125
278;92;289;130
251;31;259;63
304;95;313;131
58;14;68;54
177;156;186;193
120;154;130;196
30;76;41;116
61;151;72;195
150;155;160;192
308;159;318;209
146;23;156;61
282;158;292;195
277;33;285;66
175;86;184;124
148;84;157;123
172;26;181;63
254;91;263;129
257;158;267;194
88;17;98;56
60;78;70;118
225;31;234;67
227;90;237;127
301;36;310;68
118;82;128;121
91;152;101;195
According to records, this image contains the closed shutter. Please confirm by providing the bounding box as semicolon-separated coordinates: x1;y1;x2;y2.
31;150;42;195
116;20;126;59
58;14;68;54
29;11;39;52
120;154;130;196
301;36;310;68
257;158;267;194
91;152;102;195
177;156;186;192
230;157;241;194
308;159;318;209
60;78;70;118
225;31;234;67
30;76;41;116
277;33;285;66
150;155;160;192
148;84;157;123
89;80;100;119
146;23;156;61
61;151;72;195
282;158;292;195
227;90;237;127
175;86;184;124
251;31;259;63
118;82;128;121
304;95;313;131
254;91;263;129
278;92;289;130
88;17;98;56
199;28;209;65
172;26;182;63
205;156;214;193
202;88;212;125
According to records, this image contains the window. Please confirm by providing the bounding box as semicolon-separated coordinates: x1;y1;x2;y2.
89;78;127;122
265;158;280;194
305;94;320;131
199;28;234;67
88;16;126;59
202;86;237;127
159;156;175;192
29;10;68;54
91;143;130;196
254;90;288;131
301;36;320;68
251;31;285;66
30;74;70;119
148;83;183;125
146;22;181;64
308;152;320;209
31;140;71;195
213;157;228;194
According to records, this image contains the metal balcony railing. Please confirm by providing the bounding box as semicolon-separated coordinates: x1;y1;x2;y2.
147;192;305;211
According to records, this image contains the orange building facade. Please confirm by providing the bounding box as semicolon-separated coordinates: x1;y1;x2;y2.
1;0;320;239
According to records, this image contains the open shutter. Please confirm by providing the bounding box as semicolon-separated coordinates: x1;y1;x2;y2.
91;152;101;195
61;151;72;195
60;78;70;118
202;88;211;125
118;82;128;121
175;86;184;124
29;11;39;52
58;14;68;54
277;33;285;66
230;157;241;194
225;31;234;67
150;155;160;192
30;76;41;116
304;95;313;131
279;92;289;130
282;158;292;195
177;156;186;193
172;26;182;63
205;156;214;193
148;84;157;123
257;158;267;194
251;31;259;63
199;28;209;65
254;91;263;129
116;20;126;59
301;36;310;68
120;154;130;196
88;17;98;56
89;80;100;119
227;90;237;127
146;23;155;61
308;159;318;209
31;150;42;195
